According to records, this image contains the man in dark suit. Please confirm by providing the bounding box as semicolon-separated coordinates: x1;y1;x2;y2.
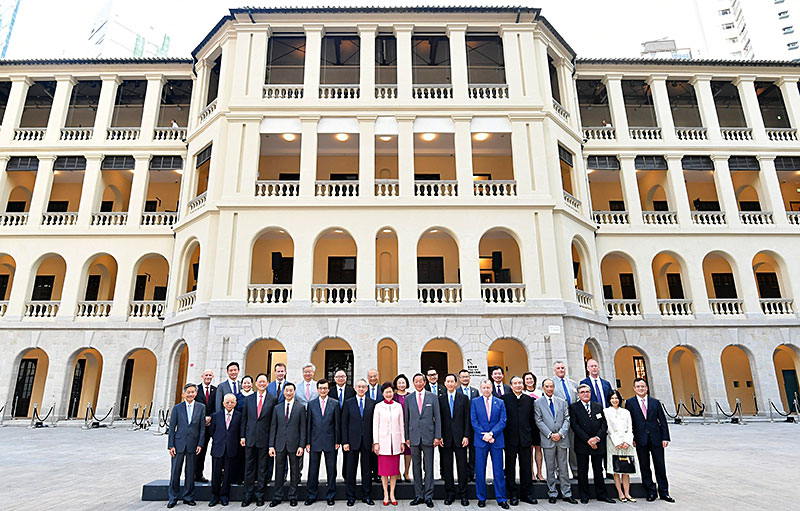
580;359;613;409
195;369;216;483
569;384;614;504
342;379;376;506
405;373;442;508
425;367;445;396
458;369;479;482
502;376;537;505
215;362;240;412
438;373;471;506
626;378;674;503
240;373;277;507
208;392;241;507
470;379;509;509
266;362;290;404
333;369;356;478
305;379;341;506
166;383;206;508
366;369;381;483
490;366;512;397
269;383;306;507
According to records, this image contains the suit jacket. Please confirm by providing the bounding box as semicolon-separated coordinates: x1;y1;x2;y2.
333;385;356;408
306;397;341;452
552;376;578;405
216;380;240;411
240;391;277;448
534;394;570;449
196;383;217;417
167;401;206;453
373;400;405;455
270;399;307;452
501;392;535;447
438;391;471;448
569;401;608;455
579;377;614;407
425;383;445;396
491;383;513;398
470;395;506;449
209;409;242;457
341;395;375;450
366;384;382;402
459;386;480;400
404;390;442;446
626;396;670;446
266;379;292;404
295;380;319;408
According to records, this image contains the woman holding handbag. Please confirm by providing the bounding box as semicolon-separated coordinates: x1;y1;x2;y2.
605;390;637;502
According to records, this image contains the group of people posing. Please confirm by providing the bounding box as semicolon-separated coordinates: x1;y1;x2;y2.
166;359;675;508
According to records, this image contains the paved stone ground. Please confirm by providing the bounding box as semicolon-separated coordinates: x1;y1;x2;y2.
0;421;798;510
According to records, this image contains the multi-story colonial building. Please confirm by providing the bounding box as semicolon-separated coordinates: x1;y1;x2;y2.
1;6;799;423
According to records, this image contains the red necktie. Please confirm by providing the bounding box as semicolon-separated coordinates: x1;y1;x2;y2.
417;392;423;414
205;386;210;404
257;393;264;417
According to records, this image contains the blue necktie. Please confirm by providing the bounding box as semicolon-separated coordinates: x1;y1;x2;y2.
339;388;344;406
359;397;364;417
549;398;555;418
593;380;603;406
560;379;571;404
463;387;468;397
449;394;454;418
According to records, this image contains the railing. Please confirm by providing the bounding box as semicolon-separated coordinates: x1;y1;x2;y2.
552;98;570;121
375;179;399;197
605;299;642;317
153;127;187;141
187;192;207;213
141;211;178;226
721;127;753;141
106;127;140;141
788;212;800;225
415;180;457;197
563;190;581;213
418;284;462;304
25;301;59;318
642;211;678;225
375;85;398;99
198;98;217;123
575;289;593;310
263;85;303;99
658;299;693;317
760;298;794;315
474;180;517;196
248;284;292;304
76;301;112;317
739;211;773;225
13;128;46;141
593;211;629;225
376;284;399;304
766;128;798;142
481;283;525;304
60;127;93;141
629;127;662;140
41;212;78;226
468;84;509;99
255;180;299;197
675;127;707;141
709;298;744;315
583;126;617;140
319;85;359;99
0;300;6;316
311;284;356;304
0;212;28;226
91;212;127;226
691;211;726;225
315;180;359;197
176;291;196;312
412;85;453;99
129;301;165;318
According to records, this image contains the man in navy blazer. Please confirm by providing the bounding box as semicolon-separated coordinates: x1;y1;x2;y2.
266;362;290;404
207;393;241;506
194;369;216;483
470;379;509;509
626;378;674;503
167;383;206;508
580;359;613;409
342;379;376;506
240;373;277;507
305;379;341;506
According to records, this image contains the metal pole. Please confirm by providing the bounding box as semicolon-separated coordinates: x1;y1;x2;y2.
735;398;744;425
29;403;37;428
768;399;774;423
794;392;800;424
714;400;721;424
677;399;685;425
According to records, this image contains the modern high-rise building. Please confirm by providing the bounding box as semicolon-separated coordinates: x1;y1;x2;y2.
1;6;799;425
87;0;171;58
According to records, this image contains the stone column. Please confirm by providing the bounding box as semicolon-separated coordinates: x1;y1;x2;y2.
394;24;414;101
710;155;741;225
447;24;469;101
303;24;324;101
44;75;75;144
4;241;36;319
290;233;313;305
396;226;418;305
358;24;377;103
233;27;270;98
396;114;415;197
126;153;150;231
110;255;136;321
509;116;535;196
140;74;165;141
603;74;630;142
459;232;482;305
734;76;768;142
76;155;104;227
453;114;474;197
498;25;524;101
647;74;677;143
690;75;722;142
93;74;120;142
214;34;236;111
188;60;207;130
733;256;763;318
684;252;711;317
0;76;31;143
618;156;643;225
299;115;319;197
756;155;789;225
358;116;376;197
27;155;56;227
356;228;377;304
0;156;9;212
235;117;263;196
532;34;552;107
777;77;800;131
557;57;578;127
665;155;692;224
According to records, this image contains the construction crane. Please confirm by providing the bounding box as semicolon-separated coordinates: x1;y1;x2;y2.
0;0;21;58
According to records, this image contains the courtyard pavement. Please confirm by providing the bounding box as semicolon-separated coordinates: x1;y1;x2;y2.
0;421;798;510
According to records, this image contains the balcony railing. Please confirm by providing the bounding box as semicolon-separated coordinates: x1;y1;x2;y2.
106;127;140;141
187;192;207;213
177;291;196;312
418;284;462;304
658;299;693;317
691;211;726;225
412;85;453;99
563;190;581;213
474;180;516;196
315;180;358;197
739;211;773;225
311;284;356;304
629;127;662;140
256;180;299;197
376;284;399;304
91;212;127;226
76;301;112;317
481;283;525;304
575;289;593;310
198;98;217;123
642;211;678;225
25;301;59;318
593;211;629;225
13;128;46;141
760;298;794;315
263;85;303;99
375;179;399;197
0;300;7;316
552;98;570;121
766;128;798;142
709;298;743;315
415;180;457;197
605;299;642;317
319;85;359;99
0;212;28;226
675;127;708;141
141;211;178;226
721;127;752;141
41;212;78;226
248;284;292;304
153;127;187;141
468;84;509;99
60;127;93;141
788;212;800;225
375;85;398;99
583;126;616;141
129;300;165;318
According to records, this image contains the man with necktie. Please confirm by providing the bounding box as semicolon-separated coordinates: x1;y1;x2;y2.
458;369;479;482
501;376;537;506
569;384;615;504
470;379;509;509
295;363;318;408
269;383;306;507
534;378;577;505
267;362;290;404
552;360;578;476
167;383;205;508
195;369;217;483
438;373;471;506
342;379;376;506
305;379;341;506
240;373;277;507
215;362;240;412
489;366;512;397
334;370;356;479
208;393;241;507
580;359;613;409
366;369;381;483
425;367;445;396
405;373;442;508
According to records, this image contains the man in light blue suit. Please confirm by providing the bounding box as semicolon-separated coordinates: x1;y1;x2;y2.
470;379;509;509
167;383;206;508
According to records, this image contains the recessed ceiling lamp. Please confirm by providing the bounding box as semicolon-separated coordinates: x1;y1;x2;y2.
382;228;392;233
421;133;437;141
379;135;393;141
429;229;439;233
282;133;296;142
334;229;344;233
335;133;350;142
473;132;490;141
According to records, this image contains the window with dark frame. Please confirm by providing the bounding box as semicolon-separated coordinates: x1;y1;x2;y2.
149;155;183;170
327;256;356;284
712;273;738;299
756;272;782;299
587;155;620;170
728;156;760;171
6;156;39;171
666;273;685;299
31;275;55;301
619;273;637;299
53;156;87;171
101;155;135;170
681;155;714;170
634;155;668;170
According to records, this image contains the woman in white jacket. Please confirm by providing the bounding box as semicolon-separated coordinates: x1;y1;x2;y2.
605;390;637;502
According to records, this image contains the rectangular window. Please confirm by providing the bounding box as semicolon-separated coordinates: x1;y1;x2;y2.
609;200;626;211
411;35;451;85
133;274;147;301
196;145;212;168
756;272;782;299
53;156;86;171
682;155;714;170
775;156;800;170
417;257;445;284
100;200;114;212
46;201;69;212
84;275;101;301
375;35;397;85
149;155;183;170
712;273;737;299
728;156;760;170
271;252;293;285
320;35;360;85
587;155;620;170
603;284;613;300
31;275;55;301
653;200;669;211
666;273;685;299
693;199;721;211
101;155;135;170
327;256;356;284
634;155;668;170
619;273;637;299
144;200;157;212
558;145;574;167
266;36;306;85
465;35;506;85
6;201;25;212
6;156;39;171
739;200;761;211
153;286;167;301
0;274;8;300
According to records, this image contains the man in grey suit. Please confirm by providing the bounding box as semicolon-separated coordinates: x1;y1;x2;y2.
552;360;579;476
216;361;241;411
534;378;577;505
167;383;206;508
269;383;306;507
295;363;318;408
405;373;442;508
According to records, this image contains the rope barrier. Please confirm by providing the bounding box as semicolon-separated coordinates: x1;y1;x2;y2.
690;394;704;416
29;403;54;428
768;398;794;422
752;394;759;415
153;408;170;436
0;404;5;427
82;403;115;429
661;401;680;422
678;401;705;417
714;399;744;424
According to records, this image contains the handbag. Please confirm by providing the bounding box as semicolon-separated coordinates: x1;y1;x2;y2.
612;454;636;474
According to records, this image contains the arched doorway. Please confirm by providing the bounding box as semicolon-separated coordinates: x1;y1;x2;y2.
583;338;603;379
66;348;104;418
11;348;49;418
421;338;463;377
245;339;287;382
651;251;691;315
172;342;189;405
479;228;524;303
752;251;792;314
417;228;461;303
311;337;354;384
487;338;529;383
667;346;703;409
313;228;357;304
614;346;649;397
249;228;294;303
79;254;118;316
28;254;67;315
773;345;800;412
702;251;740;314
0;253;16;304
131;254;169;316
119;348;157;419
377;338;398;382
720;345;757;414
601;252;639;315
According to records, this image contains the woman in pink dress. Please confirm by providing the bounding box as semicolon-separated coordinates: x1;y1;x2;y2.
373;382;405;506
392;374;412;481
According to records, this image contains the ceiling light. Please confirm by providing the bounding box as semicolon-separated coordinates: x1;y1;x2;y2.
382;228;392;233
473;132;490;141
277;229;285;233
174;168;183;174
587;168;595;174
282;133;296;142
429;229;439;233
335;133;350;142
421;133;437;142
334;229;344;233
378;135;393;141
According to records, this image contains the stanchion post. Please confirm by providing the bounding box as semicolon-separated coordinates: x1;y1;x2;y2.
0;404;5;427
768;399;774;423
735;398;744;425
29;403;38;428
677;399;685;425
794;392;800;424
714;400;721;424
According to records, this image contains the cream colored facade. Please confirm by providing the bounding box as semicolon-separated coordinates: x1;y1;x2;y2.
1;7;799;423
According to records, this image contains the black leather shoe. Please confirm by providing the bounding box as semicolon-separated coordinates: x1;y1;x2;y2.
600;497;616;504
499;502;510;510
511;497;520;506
477;501;486;508
347;500;355;507
460;499;469;506
304;499;316;506
548;497;557;504
564;497;578;504
410;498;423;506
444;498;454;506
290;500;298;507
521;497;537;505
167;502;177;509
660;495;675;503
241;499;251;507
327;499;336;506
580;498;589;504
220;498;229;506
197;477;209;483
184;501;197;506
271;501;282;508
209;498;219;507
425;500;434;508
257;501;265;507
363;498;375;506
646;495;657;502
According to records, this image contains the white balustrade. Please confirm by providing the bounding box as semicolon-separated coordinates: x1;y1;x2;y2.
129;301;165;318
629;127;662;140
412;85;453;99
675;127;707;141
583;127;617;140
760;298;794;315
176;291;196;312
255;180;299;197
91;212;128;226
415;180;457;197
739;211;773;225
709;298;744;315
552;98;570;121
375;85;397;99
575;289;594;310
468;84;509;99
766;128;798;142
311;284;357;304
691;211;726;225
263;85;304;99
0;212;28;226
76;301;112;317
375;179;399;197
593;211;629;225
24;301;59;318
788;212;800;225
481;283;525;304
376;284;399;304
721;127;753;141
153;127;187;141
0;300;6;316
41;212;78;226
140;211;178;226
187;192;207;213
106;127;140;141
198;98;218;123
658;299;693;317
319;85;359;99
315;180;359;197
418;284;462;304
605;299;642;317
247;284;292;304
642;211;678;225
563;190;581;213
474;180;516;196
60;127;93;141
13;128;46;141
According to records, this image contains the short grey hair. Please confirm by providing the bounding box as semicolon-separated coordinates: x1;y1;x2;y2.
480;378;493;386
577;384;591;393
553;360;565;367
356;378;368;386
223;393;237;403
302;362;316;372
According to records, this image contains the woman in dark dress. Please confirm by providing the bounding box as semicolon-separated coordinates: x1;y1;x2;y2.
392;373;412;481
523;371;545;481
